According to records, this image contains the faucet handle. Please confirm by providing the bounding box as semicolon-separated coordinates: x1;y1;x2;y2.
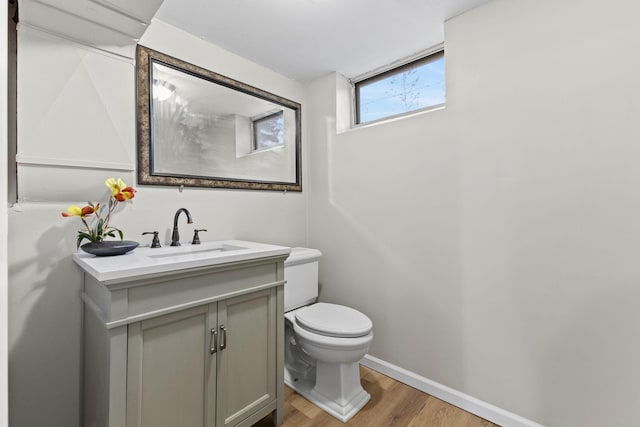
192;229;207;245
142;231;161;248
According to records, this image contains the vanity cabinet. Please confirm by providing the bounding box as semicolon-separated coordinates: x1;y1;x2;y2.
126;289;277;427
78;252;287;427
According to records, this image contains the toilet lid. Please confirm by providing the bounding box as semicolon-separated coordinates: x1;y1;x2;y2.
295;303;372;338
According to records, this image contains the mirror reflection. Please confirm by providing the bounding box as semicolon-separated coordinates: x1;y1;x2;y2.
137;46;302;191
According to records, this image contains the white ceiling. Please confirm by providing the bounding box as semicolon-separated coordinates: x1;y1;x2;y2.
154;0;490;82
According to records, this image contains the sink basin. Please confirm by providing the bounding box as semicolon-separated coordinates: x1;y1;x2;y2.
147;243;247;259
73;240;291;282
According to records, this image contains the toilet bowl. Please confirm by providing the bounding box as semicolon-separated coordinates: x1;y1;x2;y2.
284;249;373;422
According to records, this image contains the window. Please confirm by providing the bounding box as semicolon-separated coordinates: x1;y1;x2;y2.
252;110;284;151
355;50;445;125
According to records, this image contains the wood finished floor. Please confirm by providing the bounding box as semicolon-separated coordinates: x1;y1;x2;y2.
253;366;500;427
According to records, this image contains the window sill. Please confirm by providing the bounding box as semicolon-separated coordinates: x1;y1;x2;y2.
343;103;446;134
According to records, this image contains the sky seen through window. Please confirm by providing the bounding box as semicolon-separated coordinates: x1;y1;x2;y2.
357;56;445;124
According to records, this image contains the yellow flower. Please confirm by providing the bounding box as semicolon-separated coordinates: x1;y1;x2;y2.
115;186;136;201
105;177;127;196
62;178;136;248
61;205;96;218
106;177;136;201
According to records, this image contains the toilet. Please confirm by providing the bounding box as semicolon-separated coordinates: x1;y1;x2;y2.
284;247;373;422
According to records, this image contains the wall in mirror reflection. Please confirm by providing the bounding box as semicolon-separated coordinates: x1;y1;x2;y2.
151;61;297;183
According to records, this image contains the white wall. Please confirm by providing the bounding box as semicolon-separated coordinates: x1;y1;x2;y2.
306;0;640;426
1;3;9;427
9;20;307;427
12;1;640;426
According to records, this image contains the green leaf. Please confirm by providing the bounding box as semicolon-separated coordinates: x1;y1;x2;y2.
103;227;124;241
76;232;96;248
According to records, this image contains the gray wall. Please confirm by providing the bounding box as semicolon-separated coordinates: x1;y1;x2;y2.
306;0;640;426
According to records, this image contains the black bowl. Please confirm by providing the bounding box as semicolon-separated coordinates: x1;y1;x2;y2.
80;240;139;257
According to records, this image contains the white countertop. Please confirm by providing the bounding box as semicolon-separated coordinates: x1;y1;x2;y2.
73;239;291;282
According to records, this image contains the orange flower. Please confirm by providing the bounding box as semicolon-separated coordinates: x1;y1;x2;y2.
61;204;97;218
62;178;137;248
106;178;136;202
115;186;136;202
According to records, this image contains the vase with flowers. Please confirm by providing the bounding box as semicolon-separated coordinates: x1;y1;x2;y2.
62;178;139;256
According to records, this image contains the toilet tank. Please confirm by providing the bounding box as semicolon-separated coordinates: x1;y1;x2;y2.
284;247;322;311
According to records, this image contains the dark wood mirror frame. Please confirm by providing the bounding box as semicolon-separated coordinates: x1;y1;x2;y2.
136;45;302;192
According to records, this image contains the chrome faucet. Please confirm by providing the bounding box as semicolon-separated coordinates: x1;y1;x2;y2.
171;208;193;246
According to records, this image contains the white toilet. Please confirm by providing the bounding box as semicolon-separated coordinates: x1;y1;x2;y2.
284;248;373;422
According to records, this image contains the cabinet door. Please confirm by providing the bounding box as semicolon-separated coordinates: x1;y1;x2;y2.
126;304;217;427
216;288;277;427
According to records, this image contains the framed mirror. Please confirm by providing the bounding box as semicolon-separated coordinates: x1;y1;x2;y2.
136;45;302;192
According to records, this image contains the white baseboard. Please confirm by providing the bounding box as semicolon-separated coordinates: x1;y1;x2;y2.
361;354;545;427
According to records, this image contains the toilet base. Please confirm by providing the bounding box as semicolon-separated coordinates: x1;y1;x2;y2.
285;365;371;423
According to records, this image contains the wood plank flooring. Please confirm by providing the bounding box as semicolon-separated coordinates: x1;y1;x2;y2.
253;366;500;427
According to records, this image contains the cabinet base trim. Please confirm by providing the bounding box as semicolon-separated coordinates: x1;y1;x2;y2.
232;399;277;427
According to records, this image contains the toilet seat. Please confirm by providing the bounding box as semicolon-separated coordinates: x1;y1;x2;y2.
295;302;372;338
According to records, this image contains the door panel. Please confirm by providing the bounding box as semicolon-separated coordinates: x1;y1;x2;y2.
127;304;217;427
217;288;276;427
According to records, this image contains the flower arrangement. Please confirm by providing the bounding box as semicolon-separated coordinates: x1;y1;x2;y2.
62;178;137;248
